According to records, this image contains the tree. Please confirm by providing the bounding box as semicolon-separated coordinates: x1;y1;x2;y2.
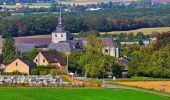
79;35;105;77
26;48;38;60
68;51;83;73
2;37;18;63
153;31;170;50
112;63;124;78
147;43;170;78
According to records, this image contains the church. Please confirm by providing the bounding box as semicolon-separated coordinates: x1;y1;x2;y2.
13;8;119;58
48;9;84;53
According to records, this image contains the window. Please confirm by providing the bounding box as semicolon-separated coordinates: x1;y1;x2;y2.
35;59;38;62
105;49;109;53
16;62;18;66
61;34;63;37
43;59;45;63
55;34;57;37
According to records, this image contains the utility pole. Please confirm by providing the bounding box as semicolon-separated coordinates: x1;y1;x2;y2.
66;53;69;74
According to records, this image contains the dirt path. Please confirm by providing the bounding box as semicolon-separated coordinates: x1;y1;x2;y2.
63;75;100;87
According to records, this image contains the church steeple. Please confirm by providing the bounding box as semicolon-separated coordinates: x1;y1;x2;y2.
51;5;70;43
56;8;65;32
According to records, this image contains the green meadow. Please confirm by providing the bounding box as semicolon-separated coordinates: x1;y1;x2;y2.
0;88;169;100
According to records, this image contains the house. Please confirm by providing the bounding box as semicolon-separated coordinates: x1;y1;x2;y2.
118;57;130;77
120;42;139;45
74;37;120;58
33;50;67;73
4;58;36;74
0;64;6;73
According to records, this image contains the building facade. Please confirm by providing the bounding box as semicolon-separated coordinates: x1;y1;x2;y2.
4;58;36;74
33;50;67;73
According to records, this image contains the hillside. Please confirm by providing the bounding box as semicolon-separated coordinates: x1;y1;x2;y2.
100;27;170;35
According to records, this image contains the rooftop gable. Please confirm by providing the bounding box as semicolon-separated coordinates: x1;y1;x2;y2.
40;50;66;66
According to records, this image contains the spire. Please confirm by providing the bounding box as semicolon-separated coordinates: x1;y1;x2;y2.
56;6;65;32
58;8;62;25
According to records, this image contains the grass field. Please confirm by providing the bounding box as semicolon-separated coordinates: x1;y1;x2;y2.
100;27;170;35
89;77;170;83
0;88;169;100
89;77;170;93
115;81;170;93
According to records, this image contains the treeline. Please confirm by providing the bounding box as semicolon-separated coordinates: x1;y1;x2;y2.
123;32;170;78
1;8;170;37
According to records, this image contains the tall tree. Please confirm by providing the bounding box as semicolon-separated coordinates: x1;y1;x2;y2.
79;35;105;77
2;37;18;63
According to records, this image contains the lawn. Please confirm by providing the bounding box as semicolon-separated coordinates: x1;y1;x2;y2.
0;88;169;100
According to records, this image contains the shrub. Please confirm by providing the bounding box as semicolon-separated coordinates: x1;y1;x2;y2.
49;69;57;76
39;71;47;75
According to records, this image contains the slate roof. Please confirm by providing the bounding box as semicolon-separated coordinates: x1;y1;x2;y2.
48;40;84;52
101;38;118;47
14;37;51;47
19;58;36;69
15;44;35;53
118;57;130;71
40;50;66;66
73;37;118;47
14;36;118;52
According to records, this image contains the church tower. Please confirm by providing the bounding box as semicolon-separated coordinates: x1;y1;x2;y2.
52;8;70;43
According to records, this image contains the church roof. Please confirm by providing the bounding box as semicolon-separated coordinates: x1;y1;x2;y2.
48;40;84;52
15;44;35;53
14;37;51;46
73;37;118;47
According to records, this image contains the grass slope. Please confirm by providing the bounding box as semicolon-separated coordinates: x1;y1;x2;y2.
0;88;169;100
101;27;170;35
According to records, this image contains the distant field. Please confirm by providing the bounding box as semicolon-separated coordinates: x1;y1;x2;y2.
116;81;170;93
100;27;170;35
62;0;137;6
0;88;169;100
11;12;58;16
14;27;170;38
0;3;51;9
0;0;137;8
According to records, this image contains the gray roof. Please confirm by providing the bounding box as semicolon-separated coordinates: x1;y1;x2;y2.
15;44;35;53
73;37;118;47
19;58;36;69
14;37;51;47
48;40;84;52
40;50;66;66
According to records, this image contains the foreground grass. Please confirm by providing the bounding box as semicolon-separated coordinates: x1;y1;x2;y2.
0;88;169;100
